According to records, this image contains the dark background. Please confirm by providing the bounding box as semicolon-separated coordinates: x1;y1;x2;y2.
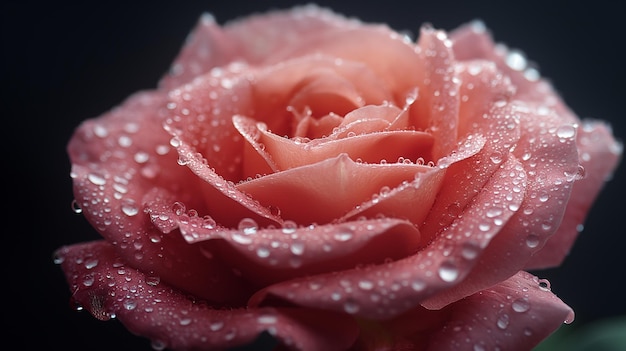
4;0;624;349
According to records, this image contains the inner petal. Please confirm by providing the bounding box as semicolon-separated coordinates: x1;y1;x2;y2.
236;154;431;225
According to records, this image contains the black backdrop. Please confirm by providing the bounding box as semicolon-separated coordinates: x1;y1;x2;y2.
4;1;624;350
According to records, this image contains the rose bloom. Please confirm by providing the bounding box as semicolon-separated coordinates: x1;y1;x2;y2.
55;5;621;351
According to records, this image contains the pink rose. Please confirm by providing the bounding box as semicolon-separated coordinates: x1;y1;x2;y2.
56;5;622;350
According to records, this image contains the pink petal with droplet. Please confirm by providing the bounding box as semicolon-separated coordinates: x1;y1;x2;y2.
181;218;421;286
158;13;241;90
424;271;574;350
250;156;525;320
410;26;460;160
67;92;249;303
450;21;579;125
526;120;622;269
237;154;432;225
164;67;255;182
250;55;392;136
55;241;359;351
172;138;282;228
234;113;433;175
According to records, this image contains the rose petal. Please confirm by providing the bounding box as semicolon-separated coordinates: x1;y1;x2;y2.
526;120;622;269
158;14;240;90
68;92;249;303
340;133;485;226
164;65;255;182
55;241;359;351
250;156;525;319
172;138;282;228
423;102;580;309
410;26;460;160
251;55;392;136
235;113;433;175
225;5;361;64
450;20;579;125
424;271;574;350
181;218;421;286
263;23;421;107
237;154;432;225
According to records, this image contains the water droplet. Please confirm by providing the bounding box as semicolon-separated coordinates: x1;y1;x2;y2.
496;313;510;329
121;200;139;216
343;299;360;314
232;233;252;245
71;199;83;214
210;321;224;331
489;152;503;164
556;124;576;139
538;278;551;291
334;228;354;242
256;247;270;258
179;318;192;326
290;242;304;256
238;218;258;235
258;315;277;324
84;258;99;269
512;297;530;313
505;50;527;71
145;275;160;286
358;280;374;290
281;220;298;234
564;310;575;324
438;261;459;282
88;173;106;185
525;235;540;248
123;299;137;311
411;279;426;291
461;241;480;260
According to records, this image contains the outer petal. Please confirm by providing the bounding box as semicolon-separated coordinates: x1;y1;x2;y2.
450;20;579;125
526;120;622;268
424;271;574;350
68;91;245;303
55;241;359;351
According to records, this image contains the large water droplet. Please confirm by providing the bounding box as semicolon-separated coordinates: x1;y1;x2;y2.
525;235;540;248
556;124;576;139
512;297;530;313
238;218;258;235
438;261;459;282
334;227;354;242
88;173;106;185
496;313;510;329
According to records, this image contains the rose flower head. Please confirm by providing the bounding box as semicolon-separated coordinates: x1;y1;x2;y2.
55;5;622;351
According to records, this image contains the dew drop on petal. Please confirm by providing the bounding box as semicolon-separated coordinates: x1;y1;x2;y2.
238;218;258;234
512;297;530;313
496;313;510;329
525;235;540;248
438;261;459;282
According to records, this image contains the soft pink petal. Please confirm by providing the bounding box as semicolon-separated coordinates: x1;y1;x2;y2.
237;154;431;225
225;5;361;64
158;14;241;90
180;218;421;286
425;271;574;350
250;156;525;320
67;92;249;303
172;138;282;228
424;102;580;309
250;55;392;136
410;26;460;160
450;21;579;125
236;114;433;173
262;23;421;107
526;120;622;268
55;241;359;351
163;65;255;182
